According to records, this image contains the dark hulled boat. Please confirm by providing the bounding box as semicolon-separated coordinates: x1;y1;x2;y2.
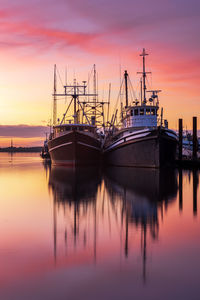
48;124;102;166
104;49;177;168
48;65;105;166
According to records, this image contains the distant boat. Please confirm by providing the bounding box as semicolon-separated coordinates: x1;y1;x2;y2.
40;139;50;159
104;49;178;168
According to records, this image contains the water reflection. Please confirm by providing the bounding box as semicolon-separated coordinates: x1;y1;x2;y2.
1;153;200;300
178;168;199;216
48;165;179;282
104;167;178;282
48;166;101;263
193;169;198;216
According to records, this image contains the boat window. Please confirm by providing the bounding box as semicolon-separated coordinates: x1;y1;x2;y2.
131;110;133;116
151;109;155;115
146;108;150;115
79;127;83;131
134;109;138;115
72;127;77;131
140;109;144;115
65;127;71;131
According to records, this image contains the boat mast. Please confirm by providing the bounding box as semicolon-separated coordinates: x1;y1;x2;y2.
73;79;77;123
138;48;151;105
53;64;57;126
93;64;97;124
140;78;143;105
124;70;128;108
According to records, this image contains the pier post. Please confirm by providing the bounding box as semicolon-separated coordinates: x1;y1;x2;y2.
178;119;183;161
193;117;197;160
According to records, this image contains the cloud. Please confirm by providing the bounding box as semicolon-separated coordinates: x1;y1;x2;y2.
0;125;48;138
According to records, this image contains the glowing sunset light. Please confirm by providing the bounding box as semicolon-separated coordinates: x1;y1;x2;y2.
0;0;200;146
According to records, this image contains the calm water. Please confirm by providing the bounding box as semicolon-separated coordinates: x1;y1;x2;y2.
0;153;200;300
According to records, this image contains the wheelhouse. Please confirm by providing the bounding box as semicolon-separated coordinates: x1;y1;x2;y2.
124;105;158;128
52;124;96;138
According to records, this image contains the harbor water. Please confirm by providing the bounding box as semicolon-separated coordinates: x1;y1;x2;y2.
0;153;200;300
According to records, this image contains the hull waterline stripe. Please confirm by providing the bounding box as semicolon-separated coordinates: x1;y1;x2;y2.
166;132;178;140
106;132;149;151
77;141;101;151
49;142;73;152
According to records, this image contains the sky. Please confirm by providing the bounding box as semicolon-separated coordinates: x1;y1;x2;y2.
0;0;200;146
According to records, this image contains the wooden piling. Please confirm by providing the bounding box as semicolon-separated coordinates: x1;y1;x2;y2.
178;119;183;161
193;116;197;160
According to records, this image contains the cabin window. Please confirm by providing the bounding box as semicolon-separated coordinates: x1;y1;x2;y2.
146;108;150;115
79;127;83;131
131;110;133;116
72;127;77;131
140;109;144;115
65;127;71;131
151;109;155;115
134;109;138;115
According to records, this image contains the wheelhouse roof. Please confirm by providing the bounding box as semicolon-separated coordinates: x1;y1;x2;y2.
53;123;96;129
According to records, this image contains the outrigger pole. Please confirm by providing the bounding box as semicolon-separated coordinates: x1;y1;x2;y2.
53;64;57;125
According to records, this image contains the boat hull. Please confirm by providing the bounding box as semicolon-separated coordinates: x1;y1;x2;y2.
48;130;102;166
104;128;177;168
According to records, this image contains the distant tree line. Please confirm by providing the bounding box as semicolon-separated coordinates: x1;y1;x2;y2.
0;147;42;152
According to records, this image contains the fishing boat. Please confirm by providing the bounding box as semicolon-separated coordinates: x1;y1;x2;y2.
104;49;178;168
48;65;105;166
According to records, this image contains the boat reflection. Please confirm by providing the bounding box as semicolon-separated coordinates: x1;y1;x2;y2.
48;166;102;263
48;164;179;282
104;166;178;281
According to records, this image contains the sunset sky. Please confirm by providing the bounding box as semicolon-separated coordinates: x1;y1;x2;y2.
0;0;200;146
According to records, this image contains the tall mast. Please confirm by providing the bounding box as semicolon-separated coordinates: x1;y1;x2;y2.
137;48;151;105
93;64;97;124
93;64;97;103
140;78;143;105
107;83;111;125
124;70;128;108
73;78;77;123
53;64;57;126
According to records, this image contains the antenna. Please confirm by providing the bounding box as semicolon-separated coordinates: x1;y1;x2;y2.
53;64;57;126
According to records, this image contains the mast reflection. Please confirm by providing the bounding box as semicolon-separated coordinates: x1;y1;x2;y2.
47;164;179;282
48;166;101;263
104;167;178;282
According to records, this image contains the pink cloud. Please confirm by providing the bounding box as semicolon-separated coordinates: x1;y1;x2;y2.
0;125;48;138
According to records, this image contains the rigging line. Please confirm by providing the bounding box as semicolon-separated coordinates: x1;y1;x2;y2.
87;66;95;91
135;77;141;99
112;77;124;118
56;67;64;87
77;100;91;125
60;97;74;125
146;75;151;91
128;76;137;100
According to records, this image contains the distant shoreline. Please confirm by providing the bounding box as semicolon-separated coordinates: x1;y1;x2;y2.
0;147;42;153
